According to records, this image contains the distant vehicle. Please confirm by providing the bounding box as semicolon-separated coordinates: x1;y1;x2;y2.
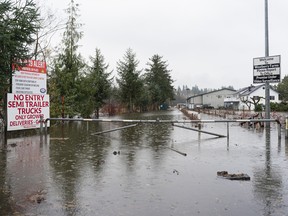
160;103;169;110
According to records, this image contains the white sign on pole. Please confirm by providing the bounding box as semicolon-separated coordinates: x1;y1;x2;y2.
12;60;47;94
7;93;50;131
253;55;281;83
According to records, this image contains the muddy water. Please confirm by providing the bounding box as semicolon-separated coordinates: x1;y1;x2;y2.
0;109;288;216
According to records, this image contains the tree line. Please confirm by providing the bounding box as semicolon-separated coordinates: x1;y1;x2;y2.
0;0;174;121
2;0;288;124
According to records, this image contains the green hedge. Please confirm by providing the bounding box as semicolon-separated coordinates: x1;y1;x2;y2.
270;102;288;112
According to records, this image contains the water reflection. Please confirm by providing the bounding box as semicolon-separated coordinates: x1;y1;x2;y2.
48;121;112;215
0;135;50;214
117;112;174;172
253;127;284;216
286;138;288;158
0;135;12;214
1;110;288;215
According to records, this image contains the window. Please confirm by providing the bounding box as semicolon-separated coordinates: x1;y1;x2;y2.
270;96;275;100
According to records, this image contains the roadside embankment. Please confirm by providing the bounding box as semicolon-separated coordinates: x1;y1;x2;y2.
179;108;200;120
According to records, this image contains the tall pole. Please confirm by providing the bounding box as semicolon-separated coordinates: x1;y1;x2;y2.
265;0;269;56
265;0;270;126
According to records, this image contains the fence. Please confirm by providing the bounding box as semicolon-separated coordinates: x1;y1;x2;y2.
41;117;282;139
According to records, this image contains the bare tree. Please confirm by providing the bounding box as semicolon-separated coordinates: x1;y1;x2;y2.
240;96;264;111
32;4;66;62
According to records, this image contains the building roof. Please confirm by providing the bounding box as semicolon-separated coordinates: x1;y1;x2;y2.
235;84;278;97
187;88;236;100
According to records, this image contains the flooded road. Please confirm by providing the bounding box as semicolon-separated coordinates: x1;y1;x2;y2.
0;108;288;216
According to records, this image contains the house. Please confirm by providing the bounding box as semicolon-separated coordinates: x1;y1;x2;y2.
224;84;280;110
186;88;236;109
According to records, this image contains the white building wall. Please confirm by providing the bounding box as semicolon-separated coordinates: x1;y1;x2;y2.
239;87;280;110
188;96;202;108
202;89;236;108
188;89;236;109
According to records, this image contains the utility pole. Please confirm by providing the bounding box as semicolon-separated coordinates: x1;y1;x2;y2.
264;0;270;126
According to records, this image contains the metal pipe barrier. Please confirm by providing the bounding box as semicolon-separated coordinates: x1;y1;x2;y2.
42;118;282;139
91;123;138;136
172;123;226;138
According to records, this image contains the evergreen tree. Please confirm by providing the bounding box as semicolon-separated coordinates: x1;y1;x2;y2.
49;0;84;117
79;48;113;118
145;54;174;110
191;85;200;95
116;48;143;112
277;75;288;102
0;0;40;124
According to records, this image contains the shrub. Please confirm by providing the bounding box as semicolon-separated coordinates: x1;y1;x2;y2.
254;104;263;112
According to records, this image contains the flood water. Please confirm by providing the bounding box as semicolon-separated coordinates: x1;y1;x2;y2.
0;108;288;216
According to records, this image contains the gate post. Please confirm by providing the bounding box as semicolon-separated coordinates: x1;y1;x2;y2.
227;122;229;140
285;116;288;139
40;116;43;134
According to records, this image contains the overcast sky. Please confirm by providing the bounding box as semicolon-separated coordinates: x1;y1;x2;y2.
40;0;288;90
